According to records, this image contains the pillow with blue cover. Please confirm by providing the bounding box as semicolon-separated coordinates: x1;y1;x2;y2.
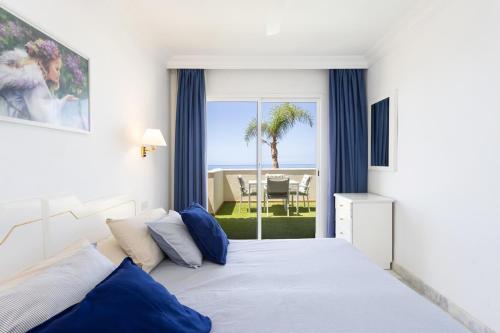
30;258;211;333
180;203;229;265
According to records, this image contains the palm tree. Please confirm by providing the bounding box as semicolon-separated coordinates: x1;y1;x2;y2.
244;103;313;169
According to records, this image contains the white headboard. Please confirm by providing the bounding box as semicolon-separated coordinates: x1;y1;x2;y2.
0;198;44;280
0;195;136;280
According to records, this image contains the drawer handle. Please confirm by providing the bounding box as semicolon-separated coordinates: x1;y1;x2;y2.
339;204;344;207
340;218;344;220
339;231;344;235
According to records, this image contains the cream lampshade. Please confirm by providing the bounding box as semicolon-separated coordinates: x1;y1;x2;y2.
141;129;166;157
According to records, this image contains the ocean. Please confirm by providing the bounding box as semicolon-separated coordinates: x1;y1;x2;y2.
208;163;316;170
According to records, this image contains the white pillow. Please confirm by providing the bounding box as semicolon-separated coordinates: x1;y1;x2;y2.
106;208;167;272
96;235;128;265
167;209;184;224
0;238;90;291
147;210;202;268
0;245;115;333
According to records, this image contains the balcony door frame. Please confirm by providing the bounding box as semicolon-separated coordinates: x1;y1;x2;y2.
206;95;322;240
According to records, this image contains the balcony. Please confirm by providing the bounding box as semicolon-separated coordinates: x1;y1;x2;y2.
208;168;316;239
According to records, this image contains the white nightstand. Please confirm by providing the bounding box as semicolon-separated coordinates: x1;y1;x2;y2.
334;193;394;269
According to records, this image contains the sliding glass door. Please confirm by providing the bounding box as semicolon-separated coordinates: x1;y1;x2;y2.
206;101;258;239
260;100;317;239
207;98;318;240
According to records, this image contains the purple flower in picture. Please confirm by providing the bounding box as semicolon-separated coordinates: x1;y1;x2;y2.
75;70;84;83
25;39;61;60
39;40;60;59
64;54;85;87
0;24;6;38
65;54;80;72
7;21;22;38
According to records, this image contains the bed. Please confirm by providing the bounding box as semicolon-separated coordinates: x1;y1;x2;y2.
0;195;468;332
151;238;468;333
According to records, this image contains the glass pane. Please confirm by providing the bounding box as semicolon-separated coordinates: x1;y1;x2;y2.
260;101;317;239
207;101;258;239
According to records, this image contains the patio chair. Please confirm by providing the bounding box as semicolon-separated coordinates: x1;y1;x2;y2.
265;173;286;179
262;174;285;194
265;178;290;217
290;175;312;212
237;175;257;213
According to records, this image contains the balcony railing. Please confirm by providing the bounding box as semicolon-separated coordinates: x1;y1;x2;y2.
207;168;316;214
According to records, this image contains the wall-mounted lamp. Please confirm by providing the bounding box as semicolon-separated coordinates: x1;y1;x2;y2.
141;129;166;157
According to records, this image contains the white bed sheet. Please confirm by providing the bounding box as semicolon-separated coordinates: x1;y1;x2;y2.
151;238;468;333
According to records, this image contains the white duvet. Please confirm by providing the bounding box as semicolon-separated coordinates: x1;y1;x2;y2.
151;238;468;333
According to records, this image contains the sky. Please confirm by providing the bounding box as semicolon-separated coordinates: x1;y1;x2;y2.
207;101;316;167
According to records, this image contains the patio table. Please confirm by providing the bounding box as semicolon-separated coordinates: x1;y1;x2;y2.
248;179;300;213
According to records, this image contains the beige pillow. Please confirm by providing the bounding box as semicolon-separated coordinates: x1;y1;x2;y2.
0;238;90;291
106;208;167;272
96;235;128;265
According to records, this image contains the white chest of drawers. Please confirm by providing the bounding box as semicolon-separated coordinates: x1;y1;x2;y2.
334;193;394;269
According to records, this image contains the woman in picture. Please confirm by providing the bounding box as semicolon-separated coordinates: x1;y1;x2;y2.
0;38;76;124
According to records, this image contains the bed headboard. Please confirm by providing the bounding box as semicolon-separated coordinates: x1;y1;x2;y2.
0;198;44;281
0;195;136;280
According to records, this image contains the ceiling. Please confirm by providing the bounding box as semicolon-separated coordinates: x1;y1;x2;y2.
128;0;420;58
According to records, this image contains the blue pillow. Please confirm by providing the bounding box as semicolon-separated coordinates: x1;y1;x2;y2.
180;203;229;265
30;258;211;333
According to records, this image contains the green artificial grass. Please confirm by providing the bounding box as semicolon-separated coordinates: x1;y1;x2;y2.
214;201;316;240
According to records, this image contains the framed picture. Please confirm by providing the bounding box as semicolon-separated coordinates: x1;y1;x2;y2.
0;6;90;133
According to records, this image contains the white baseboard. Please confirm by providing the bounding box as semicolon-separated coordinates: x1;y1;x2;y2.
392;263;495;333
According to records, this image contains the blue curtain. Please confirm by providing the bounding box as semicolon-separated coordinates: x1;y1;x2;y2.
327;69;368;237
174;69;207;211
371;98;389;166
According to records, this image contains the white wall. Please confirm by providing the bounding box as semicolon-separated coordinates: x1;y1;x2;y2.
205;69;329;237
367;0;500;330
0;1;169;210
